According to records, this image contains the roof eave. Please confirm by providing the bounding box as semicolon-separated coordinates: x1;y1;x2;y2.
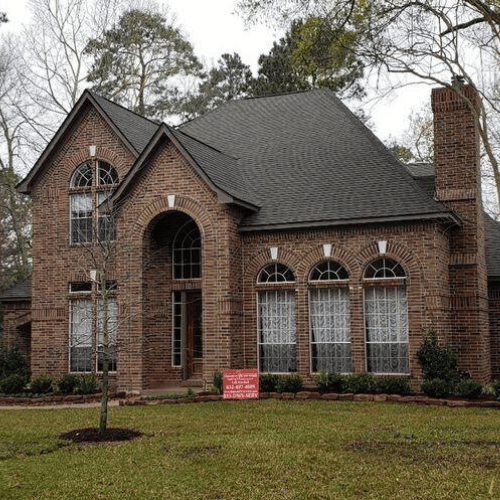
239;211;460;233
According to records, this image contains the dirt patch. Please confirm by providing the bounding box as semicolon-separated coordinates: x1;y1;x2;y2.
59;427;142;443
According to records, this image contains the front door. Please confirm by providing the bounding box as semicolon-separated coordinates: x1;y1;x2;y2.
185;291;202;379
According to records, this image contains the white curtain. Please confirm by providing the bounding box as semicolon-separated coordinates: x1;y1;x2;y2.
309;288;351;373
365;287;409;373
258;290;296;373
70;300;92;372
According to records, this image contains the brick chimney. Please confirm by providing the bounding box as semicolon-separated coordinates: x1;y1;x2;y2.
431;79;490;382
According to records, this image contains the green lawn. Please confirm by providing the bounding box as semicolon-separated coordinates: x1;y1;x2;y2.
1;399;500;499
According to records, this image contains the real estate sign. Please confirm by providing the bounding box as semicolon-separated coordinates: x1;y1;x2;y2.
223;369;259;399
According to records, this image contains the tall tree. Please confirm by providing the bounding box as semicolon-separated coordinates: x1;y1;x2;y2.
0;41;32;291
180;53;253;119
252;16;364;98
85;9;203;120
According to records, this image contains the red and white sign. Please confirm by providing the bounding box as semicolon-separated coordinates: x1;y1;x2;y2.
223;369;259;399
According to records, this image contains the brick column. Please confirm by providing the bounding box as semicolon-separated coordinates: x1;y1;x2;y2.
432;81;490;381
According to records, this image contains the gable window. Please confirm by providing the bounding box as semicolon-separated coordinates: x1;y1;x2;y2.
309;261;351;373
69;281;117;373
173;219;201;279
257;263;296;373
70;161;118;244
363;258;409;374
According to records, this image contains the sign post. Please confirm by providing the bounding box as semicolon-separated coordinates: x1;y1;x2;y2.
223;369;259;399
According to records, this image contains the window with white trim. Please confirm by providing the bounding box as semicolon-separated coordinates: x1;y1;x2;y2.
364;258;409;374
173;219;201;279
69;161;118;244
309;261;351;373
257;264;296;373
69;281;117;373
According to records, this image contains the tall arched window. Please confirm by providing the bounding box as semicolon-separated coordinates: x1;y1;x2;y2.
309;261;350;373
364;258;409;374
173;219;201;279
257;263;296;373
69;161;118;244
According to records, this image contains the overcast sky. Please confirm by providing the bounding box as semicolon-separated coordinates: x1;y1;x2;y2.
1;0;432;142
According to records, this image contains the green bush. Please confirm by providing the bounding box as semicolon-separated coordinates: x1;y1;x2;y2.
212;371;223;394
0;374;27;395
377;377;413;396
455;379;483;400
57;374;82;394
344;373;378;394
490;380;500;399
78;374;98;394
421;378;454;398
30;375;54;394
260;374;280;392
276;374;304;393
314;371;344;393
0;346;29;379
417;328;457;382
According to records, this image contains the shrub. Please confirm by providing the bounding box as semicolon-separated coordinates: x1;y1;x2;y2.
377;377;413;396
314;371;344;393
260;374;280;392
212;371;223;394
455;379;483;400
417;327;457;382
57;374;82;394
30;375;54;394
490;380;500;399
421;378;453;398
0;374;27;395
0;346;29;379
276;374;304;393
344;373;378;394
78;374;98;395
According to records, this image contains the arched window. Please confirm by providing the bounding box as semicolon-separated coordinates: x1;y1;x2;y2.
173;219;201;279
69;161;118;244
309;261;351;373
364;258;409;374
257;263;296;373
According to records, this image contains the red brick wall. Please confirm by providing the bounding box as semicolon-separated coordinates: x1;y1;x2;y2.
432;84;490;382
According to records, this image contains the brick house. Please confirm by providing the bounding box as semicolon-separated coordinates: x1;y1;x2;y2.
3;80;500;392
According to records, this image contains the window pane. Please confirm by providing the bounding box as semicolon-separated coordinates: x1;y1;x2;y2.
258;263;295;283
70;300;92;372
258;290;296;372
97;299;117;372
310;261;349;281
70;194;92;243
71;162;92;188
365;286;409;374
310;288;351;373
173;220;201;279
97;162;118;185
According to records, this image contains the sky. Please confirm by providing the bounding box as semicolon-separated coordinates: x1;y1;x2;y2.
1;0;432;142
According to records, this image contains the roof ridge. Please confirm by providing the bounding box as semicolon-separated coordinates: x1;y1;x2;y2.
88;90;161;127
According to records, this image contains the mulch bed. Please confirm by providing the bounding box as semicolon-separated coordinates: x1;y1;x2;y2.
59;427;142;443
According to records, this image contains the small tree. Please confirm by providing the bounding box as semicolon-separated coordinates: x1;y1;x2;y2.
416;326;457;382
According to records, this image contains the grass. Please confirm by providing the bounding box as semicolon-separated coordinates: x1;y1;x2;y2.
1;399;500;499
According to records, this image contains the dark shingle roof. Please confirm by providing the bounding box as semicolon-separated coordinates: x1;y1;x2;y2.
0;276;31;302
90;92;159;154
168;128;256;206
180;90;451;229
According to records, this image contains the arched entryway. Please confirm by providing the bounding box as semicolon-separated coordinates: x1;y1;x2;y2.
142;210;203;388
